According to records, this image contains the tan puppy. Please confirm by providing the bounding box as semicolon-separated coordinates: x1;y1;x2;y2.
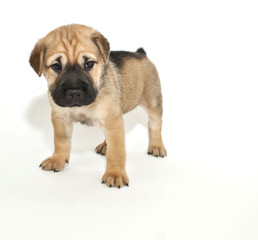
29;24;166;188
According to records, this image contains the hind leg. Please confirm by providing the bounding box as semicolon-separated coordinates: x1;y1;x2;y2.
146;107;167;157
140;83;167;158
140;62;167;157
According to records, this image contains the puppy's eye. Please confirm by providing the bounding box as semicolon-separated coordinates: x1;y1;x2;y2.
84;61;95;71
51;63;62;73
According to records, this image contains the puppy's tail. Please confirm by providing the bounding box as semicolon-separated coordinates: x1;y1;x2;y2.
136;48;147;56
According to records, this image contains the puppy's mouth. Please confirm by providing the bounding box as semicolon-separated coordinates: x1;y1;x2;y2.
51;82;97;107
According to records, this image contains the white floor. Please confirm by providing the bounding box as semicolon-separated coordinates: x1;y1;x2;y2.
1;1;258;239
1;99;258;240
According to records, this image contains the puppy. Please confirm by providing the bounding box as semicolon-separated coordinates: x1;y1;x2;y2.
29;24;166;188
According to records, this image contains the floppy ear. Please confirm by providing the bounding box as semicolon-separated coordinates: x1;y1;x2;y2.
92;31;110;65
29;41;45;76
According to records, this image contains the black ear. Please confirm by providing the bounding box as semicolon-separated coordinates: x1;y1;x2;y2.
29;41;45;76
91;31;110;65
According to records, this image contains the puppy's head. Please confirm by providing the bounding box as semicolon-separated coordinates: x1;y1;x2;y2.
29;24;110;107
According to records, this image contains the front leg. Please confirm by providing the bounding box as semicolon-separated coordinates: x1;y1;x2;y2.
40;112;73;172
101;115;129;188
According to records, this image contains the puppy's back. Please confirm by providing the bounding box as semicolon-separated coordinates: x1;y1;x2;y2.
109;49;160;113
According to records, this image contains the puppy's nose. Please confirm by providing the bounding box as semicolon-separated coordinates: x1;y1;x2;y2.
66;89;84;100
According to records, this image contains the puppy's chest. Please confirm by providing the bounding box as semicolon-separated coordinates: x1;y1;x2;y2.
69;108;100;127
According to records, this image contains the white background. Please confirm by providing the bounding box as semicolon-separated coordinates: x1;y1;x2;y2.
0;0;258;239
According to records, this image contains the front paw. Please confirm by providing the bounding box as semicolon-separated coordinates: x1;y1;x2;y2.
102;167;129;188
39;156;68;172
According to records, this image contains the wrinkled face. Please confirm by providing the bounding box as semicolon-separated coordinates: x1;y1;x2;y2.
45;41;101;107
29;24;110;107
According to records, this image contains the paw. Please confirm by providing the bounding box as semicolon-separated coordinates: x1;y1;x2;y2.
101;168;129;188
39;157;68;172
148;145;167;158
95;140;107;156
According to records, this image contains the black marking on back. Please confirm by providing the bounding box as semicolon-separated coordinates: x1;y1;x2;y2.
110;49;147;68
